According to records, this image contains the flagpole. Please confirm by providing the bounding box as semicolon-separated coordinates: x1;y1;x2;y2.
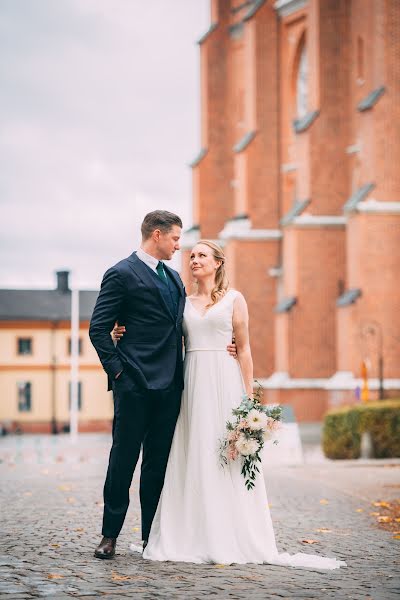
70;286;79;443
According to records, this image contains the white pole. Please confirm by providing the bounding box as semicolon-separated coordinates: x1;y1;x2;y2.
70;287;79;443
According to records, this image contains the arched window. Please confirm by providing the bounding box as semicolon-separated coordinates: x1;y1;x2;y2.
296;44;308;119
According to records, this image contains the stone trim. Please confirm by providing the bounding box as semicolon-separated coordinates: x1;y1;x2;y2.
275;297;297;313
259;372;329;389
197;23;218;45
274;0;308;17
231;1;254;15
268;266;283;278
343;182;375;212
356;199;400;215
189;148;208;168
181;230;227;251
280;198;311;226
233;130;257;153
291;215;346;228
281;162;298;173
229;22;245;39
293;110;319;133
260;371;400;391
221;215;252;232
219;221;282;241
346;143;362;154
337;288;362;307
181;226;200;249
326;371;400;391
357;86;385;112
243;0;266;21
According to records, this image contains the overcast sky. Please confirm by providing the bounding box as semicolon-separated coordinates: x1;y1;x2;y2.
0;0;209;289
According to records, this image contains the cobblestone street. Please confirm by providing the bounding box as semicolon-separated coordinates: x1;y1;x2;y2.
0;434;399;599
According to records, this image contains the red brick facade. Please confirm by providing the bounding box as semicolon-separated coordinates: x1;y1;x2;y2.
183;0;400;421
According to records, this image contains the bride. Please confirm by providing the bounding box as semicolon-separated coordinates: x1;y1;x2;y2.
115;240;346;569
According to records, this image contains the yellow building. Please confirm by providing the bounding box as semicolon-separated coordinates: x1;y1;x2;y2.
0;271;113;433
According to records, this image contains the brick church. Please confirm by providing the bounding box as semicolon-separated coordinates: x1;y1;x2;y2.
181;0;400;421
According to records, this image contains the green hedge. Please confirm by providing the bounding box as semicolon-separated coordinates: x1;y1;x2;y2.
322;399;400;459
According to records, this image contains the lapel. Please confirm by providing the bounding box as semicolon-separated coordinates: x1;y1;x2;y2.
164;263;186;322
126;252;175;323
163;263;185;297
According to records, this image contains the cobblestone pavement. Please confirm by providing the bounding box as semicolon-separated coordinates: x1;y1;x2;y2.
0;434;399;599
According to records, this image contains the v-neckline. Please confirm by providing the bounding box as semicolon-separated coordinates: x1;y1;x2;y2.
187;289;232;318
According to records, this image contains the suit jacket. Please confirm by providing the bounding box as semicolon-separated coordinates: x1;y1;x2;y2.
89;252;186;391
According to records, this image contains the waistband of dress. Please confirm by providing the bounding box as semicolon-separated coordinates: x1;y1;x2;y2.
185;348;227;352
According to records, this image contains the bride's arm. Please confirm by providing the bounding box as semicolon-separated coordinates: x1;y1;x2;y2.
232;293;254;397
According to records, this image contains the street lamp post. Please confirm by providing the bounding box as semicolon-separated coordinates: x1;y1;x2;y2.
70;287;80;442
359;321;384;401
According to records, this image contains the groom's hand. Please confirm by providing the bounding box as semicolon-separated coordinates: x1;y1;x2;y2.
227;339;237;359
111;322;126;342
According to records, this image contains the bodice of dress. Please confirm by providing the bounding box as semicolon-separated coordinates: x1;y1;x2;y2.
183;289;238;352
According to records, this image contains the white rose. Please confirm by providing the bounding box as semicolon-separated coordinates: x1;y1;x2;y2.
235;435;260;456
247;409;268;431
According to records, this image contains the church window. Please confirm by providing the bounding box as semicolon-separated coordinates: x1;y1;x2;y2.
296;45;308;119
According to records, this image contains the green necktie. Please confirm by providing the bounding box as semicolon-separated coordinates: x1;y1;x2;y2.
156;261;168;283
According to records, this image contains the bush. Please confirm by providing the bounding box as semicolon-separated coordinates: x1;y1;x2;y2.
323;399;400;459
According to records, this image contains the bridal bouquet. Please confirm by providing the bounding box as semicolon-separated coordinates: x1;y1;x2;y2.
219;384;282;490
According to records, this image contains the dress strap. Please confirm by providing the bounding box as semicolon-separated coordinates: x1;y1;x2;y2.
226;289;240;302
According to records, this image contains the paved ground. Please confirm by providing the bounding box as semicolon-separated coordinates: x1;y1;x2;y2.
0;434;399;599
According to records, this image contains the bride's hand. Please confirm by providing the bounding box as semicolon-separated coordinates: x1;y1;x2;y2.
111;322;126;342
226;338;237;359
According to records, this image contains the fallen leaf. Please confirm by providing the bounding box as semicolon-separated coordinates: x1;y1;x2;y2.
50;544;60;548
355;508;364;513
395;518;400;523
319;499;329;505
301;539;318;544
315;528;332;533
74;528;84;532
377;516;392;523
111;571;131;581
373;501;391;508
369;512;380;516
214;564;226;568
132;527;139;532
393;535;400;540
47;574;64;580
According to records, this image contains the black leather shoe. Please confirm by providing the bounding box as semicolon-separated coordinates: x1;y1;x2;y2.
94;537;116;559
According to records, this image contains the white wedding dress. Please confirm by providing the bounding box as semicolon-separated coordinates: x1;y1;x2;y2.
133;289;346;568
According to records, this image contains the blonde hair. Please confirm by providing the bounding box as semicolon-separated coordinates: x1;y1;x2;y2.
194;239;229;307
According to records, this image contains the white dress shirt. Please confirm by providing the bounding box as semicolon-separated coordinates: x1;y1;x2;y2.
136;247;160;273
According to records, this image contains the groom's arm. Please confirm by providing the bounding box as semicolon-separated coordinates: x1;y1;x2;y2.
89;267;125;380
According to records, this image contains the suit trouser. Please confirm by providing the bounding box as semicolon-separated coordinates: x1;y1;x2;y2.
102;370;182;540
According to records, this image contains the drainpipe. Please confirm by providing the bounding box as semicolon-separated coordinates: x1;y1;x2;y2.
50;321;58;434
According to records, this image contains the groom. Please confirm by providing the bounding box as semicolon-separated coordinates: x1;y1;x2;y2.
89;210;186;559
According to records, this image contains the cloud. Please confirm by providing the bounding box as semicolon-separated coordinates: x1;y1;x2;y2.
0;0;209;288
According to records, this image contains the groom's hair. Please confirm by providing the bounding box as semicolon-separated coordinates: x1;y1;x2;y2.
141;210;183;239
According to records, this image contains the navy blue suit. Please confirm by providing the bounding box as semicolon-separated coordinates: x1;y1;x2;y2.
89;252;186;539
